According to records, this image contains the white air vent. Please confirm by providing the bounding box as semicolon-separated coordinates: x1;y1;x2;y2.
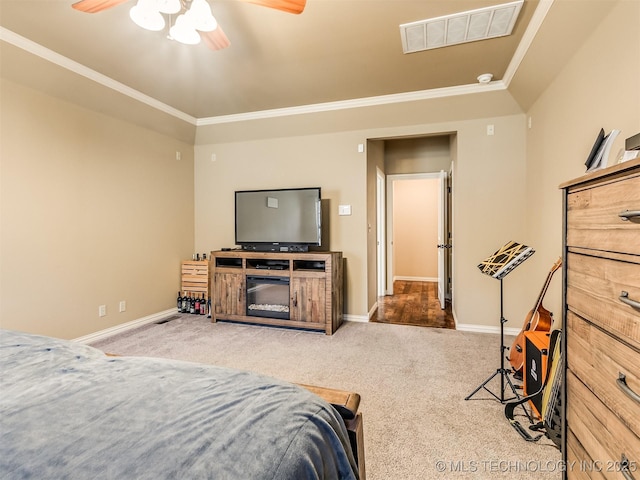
400;0;524;54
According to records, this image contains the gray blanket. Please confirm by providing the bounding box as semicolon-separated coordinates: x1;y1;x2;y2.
0;329;358;479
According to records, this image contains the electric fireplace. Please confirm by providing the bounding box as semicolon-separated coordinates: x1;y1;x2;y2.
246;276;290;320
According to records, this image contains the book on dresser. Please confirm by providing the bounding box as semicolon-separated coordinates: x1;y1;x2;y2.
585;128;621;172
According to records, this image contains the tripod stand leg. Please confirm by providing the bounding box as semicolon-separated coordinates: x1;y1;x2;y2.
465;368;520;402
464;277;523;404
465;369;501;401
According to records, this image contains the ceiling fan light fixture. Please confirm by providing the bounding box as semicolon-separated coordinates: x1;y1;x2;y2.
169;14;201;45
130;0;165;31
156;0;181;15
187;0;218;32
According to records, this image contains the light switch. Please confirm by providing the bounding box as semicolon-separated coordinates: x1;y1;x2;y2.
339;205;352;216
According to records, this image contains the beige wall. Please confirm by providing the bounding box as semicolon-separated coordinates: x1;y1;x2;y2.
385;136;452;174
0;79;195;339
194;132;368;315
392;178;439;280
2;0;637;337
365;139;385;314
523;0;640;328
194;110;530;326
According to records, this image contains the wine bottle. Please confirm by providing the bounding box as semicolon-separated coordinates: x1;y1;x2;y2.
207;296;212;318
199;293;206;315
181;292;188;313
194;294;201;313
189;293;196;314
177;291;182;311
202;253;207;261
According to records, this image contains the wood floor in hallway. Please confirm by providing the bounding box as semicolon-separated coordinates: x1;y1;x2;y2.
372;280;455;329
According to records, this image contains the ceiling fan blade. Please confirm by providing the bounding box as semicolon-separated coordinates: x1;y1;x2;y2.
241;0;306;14
72;0;130;13
201;27;231;51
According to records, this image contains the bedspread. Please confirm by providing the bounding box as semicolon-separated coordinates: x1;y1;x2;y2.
0;329;358;479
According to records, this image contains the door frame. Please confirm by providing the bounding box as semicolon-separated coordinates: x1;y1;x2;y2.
437;170;447;309
385;172;445;296
376;168;386;297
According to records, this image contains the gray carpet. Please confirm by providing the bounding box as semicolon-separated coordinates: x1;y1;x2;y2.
92;316;561;479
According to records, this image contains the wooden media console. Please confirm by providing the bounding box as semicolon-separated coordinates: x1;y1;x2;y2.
211;250;344;334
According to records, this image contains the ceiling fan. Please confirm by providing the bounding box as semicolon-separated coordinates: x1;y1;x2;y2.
71;0;306;50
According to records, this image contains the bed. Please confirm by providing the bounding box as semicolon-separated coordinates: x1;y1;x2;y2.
0;329;360;479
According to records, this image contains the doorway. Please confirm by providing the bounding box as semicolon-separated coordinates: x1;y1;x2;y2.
373;173;453;328
369;134;454;328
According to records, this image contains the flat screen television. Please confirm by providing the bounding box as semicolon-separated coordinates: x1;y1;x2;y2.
235;187;322;252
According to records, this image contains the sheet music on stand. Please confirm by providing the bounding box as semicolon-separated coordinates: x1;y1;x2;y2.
478;241;535;280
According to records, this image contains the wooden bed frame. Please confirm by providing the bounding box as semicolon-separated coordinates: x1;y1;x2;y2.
300;384;366;480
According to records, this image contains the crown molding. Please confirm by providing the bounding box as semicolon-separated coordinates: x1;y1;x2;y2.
502;0;554;86
2;0;551;128
196;81;506;126
0;27;198;125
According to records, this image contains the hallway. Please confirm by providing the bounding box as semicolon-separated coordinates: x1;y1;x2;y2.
371;280;455;329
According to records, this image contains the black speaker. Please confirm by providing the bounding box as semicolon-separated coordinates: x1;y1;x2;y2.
524;331;550;418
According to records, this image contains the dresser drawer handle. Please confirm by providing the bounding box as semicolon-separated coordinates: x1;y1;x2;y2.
617;373;640;404
621;454;636;480
619;210;640;221
620;291;640;310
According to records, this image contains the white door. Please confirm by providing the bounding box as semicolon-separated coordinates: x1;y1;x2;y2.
376;169;386;296
437;170;447;309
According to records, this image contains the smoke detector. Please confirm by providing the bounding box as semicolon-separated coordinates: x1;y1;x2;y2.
477;73;493;84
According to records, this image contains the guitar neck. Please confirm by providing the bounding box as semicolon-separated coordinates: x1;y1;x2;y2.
531;260;562;313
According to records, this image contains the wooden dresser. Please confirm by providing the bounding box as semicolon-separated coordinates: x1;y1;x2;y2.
560;158;640;479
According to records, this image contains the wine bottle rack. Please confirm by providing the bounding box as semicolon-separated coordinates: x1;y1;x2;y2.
181;260;211;295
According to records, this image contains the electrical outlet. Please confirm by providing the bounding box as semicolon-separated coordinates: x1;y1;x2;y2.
487;124;495;136
119;300;126;313
98;305;107;317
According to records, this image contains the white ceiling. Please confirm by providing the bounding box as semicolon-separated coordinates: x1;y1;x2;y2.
0;0;543;120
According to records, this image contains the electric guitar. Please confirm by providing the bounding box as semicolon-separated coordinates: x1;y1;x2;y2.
541;329;562;448
509;258;562;376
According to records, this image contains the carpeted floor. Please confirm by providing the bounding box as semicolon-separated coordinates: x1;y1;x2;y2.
92;316;562;480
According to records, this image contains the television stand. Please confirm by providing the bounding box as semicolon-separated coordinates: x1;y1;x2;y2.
211;250;344;335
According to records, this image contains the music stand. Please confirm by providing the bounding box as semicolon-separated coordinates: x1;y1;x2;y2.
465;241;535;403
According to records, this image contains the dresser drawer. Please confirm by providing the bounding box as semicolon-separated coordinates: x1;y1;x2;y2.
566;252;640;350
566;173;640;256
567;371;640;479
567;430;606;480
567;311;640;439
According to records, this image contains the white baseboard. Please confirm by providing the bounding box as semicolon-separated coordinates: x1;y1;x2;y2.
456;323;520;336
72;306;518;342
72;308;178;344
393;276;438;282
344;314;369;323
368;302;378;320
